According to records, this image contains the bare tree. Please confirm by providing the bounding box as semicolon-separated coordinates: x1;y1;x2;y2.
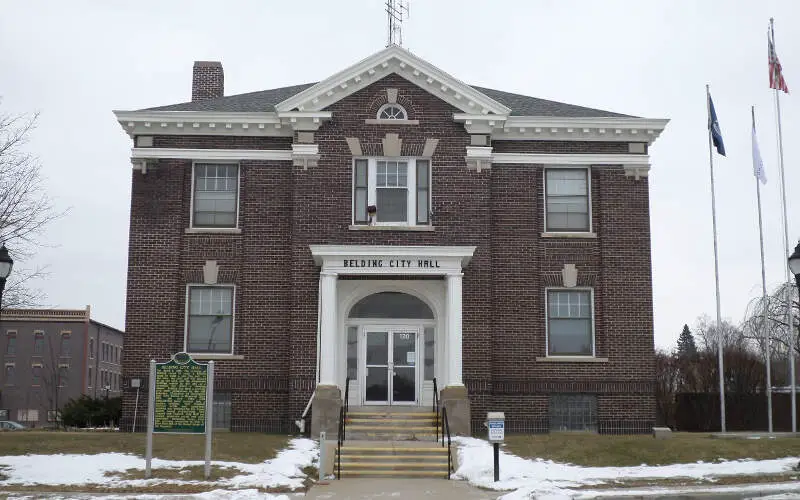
694;315;754;353
39;331;66;428
0;103;65;307
742;282;799;358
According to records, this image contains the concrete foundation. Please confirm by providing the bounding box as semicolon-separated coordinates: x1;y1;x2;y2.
311;384;342;439
440;385;471;436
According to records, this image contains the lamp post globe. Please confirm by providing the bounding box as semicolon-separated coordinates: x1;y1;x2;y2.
789;241;800;288
0;243;14;307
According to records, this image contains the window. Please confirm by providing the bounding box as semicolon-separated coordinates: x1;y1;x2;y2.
32;365;42;386
377;104;407;120
187;286;234;354
213;392;232;430
192;163;239;228
6;332;16;355
47;410;61;423
424;326;435;380
33;332;44;355
58;365;69;387
18;409;38;423
60;332;71;356
346;326;357;380
549;394;597;432
547;289;593;356
4;363;15;385
353;158;430;225
545;168;590;232
88;366;92;387
89;338;94;358
349;292;434;319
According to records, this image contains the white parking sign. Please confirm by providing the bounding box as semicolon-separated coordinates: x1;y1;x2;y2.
488;420;504;441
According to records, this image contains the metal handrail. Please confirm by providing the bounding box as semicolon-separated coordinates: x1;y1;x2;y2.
441;406;452;479
336;377;351;480
433;377;440;442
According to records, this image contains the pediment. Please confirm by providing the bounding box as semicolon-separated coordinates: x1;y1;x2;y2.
276;45;512;117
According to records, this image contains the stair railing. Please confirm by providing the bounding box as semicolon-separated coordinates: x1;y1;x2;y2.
336;377;351;480
433;377;440;442
441;405;453;479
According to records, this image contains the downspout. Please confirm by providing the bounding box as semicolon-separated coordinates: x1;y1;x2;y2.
296;275;322;433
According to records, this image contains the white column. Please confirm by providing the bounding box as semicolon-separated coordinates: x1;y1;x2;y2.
319;271;338;386
446;272;464;386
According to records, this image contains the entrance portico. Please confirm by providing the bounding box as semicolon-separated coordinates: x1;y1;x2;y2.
309;245;475;436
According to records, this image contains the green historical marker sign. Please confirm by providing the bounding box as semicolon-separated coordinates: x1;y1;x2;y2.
153;353;208;433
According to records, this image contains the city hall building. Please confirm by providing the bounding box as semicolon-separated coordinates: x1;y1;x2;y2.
114;45;667;436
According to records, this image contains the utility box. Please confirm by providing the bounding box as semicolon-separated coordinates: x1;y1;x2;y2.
486;411;505;442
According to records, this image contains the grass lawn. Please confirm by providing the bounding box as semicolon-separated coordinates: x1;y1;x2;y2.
0;431;289;464
503;432;800;467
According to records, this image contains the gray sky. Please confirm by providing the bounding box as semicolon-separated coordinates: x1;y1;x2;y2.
1;1;798;349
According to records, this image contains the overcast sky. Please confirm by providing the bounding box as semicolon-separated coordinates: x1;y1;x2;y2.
1;1;799;349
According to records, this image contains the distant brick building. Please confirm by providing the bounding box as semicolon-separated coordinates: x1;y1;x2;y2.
114;45;668;435
0;307;124;427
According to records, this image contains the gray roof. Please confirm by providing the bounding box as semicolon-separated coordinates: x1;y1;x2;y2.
144;82;633;118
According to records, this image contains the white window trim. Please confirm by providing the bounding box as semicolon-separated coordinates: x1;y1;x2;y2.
376;103;408;120
352;157;431;227
543;166;593;234
184;284;237;356
189;161;241;230
544;287;596;358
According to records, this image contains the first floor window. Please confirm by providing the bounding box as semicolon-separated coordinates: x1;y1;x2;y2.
353;158;431;225
18;409;38;423
58;365;69;387
549;394;598;432
187;286;234;353
4;364;15;385
547;289;593;356
193;163;238;228
32;365;42;386
545;168;590;232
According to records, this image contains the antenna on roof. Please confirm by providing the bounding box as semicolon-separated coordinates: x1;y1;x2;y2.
386;0;409;47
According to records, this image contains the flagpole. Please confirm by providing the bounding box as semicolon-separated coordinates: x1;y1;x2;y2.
753;105;773;433
707;84;726;433
770;18;795;433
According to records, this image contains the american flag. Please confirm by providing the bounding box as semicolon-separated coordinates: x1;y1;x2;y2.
769;34;789;93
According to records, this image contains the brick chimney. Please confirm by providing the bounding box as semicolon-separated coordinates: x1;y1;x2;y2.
192;61;224;101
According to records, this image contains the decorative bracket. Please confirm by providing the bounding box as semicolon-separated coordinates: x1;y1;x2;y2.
561;264;578;288
465;146;493;172
623;165;651;180
292;143;320;170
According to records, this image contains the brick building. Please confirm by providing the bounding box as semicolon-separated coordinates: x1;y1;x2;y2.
114;45;668;435
0;307;124;427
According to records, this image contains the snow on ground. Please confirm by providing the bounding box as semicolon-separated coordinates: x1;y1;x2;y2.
453;436;800;499
0;437;317;498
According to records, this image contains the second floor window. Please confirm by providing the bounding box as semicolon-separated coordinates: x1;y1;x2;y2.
193;163;239;228
545;168;590;232
5;333;16;355
32;365;42;386
60;333;71;357
353;158;430;226
33;332;44;355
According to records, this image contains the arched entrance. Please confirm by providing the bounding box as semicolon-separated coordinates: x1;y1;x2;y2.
347;292;435;405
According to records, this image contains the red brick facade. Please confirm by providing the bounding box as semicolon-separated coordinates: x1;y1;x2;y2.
121;68;656;434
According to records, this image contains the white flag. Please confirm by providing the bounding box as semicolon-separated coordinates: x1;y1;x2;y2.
752;124;767;184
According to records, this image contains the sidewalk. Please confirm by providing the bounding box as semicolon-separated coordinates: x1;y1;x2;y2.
303;478;499;499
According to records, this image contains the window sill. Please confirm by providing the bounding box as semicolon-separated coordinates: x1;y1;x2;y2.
349;225;435;232
185;228;242;235
540;232;597;239
364;119;420;125
187;353;244;360
536;356;609;363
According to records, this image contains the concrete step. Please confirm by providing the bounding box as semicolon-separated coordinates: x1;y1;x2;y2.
336;469;450;478
339;454;448;463
335;442;452;479
347;416;437;423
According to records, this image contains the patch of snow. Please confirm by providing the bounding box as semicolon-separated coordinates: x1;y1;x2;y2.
0;437;317;494
8;491;290;500
453;436;800;498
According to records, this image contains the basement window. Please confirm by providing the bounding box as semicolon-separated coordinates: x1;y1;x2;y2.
549;394;598;432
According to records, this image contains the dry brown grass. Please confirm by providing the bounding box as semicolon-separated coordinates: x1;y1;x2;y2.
503;432;800;467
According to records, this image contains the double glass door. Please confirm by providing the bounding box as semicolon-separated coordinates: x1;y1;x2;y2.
364;328;418;405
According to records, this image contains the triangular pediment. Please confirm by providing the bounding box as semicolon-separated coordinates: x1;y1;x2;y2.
276;45;512;116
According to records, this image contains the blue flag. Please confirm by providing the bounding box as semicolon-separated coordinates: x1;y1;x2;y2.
708;94;726;156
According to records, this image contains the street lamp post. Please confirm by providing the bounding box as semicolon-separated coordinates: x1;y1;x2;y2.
787;241;800;433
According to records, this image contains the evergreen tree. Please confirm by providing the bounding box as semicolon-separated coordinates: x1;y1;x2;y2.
677;324;697;358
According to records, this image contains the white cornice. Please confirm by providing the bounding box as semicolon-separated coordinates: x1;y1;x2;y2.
276;45;511;116
113;110;332;138
130;148;292;162
492;153;650;166
493;117;669;145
